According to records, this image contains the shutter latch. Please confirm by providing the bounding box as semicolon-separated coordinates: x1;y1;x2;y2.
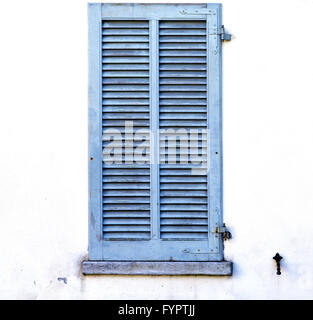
215;223;232;240
210;25;232;41
219;26;232;41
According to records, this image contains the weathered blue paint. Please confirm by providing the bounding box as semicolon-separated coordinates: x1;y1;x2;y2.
88;3;225;261
207;4;224;255
158;18;209;242
88;3;103;260
149;19;160;240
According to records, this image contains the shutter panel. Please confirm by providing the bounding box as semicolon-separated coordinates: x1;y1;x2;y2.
89;3;224;261
159;20;209;240
102;20;151;240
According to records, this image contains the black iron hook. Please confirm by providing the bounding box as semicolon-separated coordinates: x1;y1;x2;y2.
273;253;283;275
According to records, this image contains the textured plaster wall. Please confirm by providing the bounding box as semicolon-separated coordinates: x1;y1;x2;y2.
1;0;313;299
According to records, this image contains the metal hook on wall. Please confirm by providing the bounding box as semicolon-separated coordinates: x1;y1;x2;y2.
273;253;283;275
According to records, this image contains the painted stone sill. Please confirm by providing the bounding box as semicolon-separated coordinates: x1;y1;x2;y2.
82;261;233;276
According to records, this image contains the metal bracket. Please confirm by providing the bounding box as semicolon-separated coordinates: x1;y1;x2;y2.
209;25;232;41
214;223;232;241
183;248;210;254
220;25;232;41
180;8;232;41
180;8;213;15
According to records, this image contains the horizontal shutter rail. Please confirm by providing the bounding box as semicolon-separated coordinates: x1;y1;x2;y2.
160;176;207;182
159;154;206;159
102;78;149;84
159;30;206;35
160;93;207;98
103;57;149;63
160;235;208;240
160;190;207;197
159;122;207;127
102;92;149;98
159;50;206;57
160;71;206;77
160;43;206;50
103;175;150;182
102;29;149;35
102;113;149;120
102;120;150;127
102;183;150;190
160;84;206;90
161;198;207;205
103;204;150;211
160;63;206;70
159;21;206;29
102;130;150;135
159;133;207;138
103;218;150;225
160;226;208;232
102;50;149;57
161;205;207;211
102;71;149;77
102;63;149;70
103;226;151;232
102;21;149;28
103;234;150;240
159;165;207;169
161;212;208;218
102;36;149;43
159;169;207;176
103;197;150;204
159;152;207;158
103;84;149;91
159;113;207;120
103;190;150;196
160;99;206;105
103;215;150;219
160;37;206;43
102;43;149;49
103;164;150;169
159;107;207;113
160;78;206;84
102;141;150;147
103;107;150;113
103;168;150;175
160;57;206;63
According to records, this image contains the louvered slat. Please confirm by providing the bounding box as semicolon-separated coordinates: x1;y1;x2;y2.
102;20;150;240
159;20;208;240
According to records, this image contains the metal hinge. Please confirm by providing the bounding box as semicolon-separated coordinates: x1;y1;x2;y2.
180;8;213;15
219;25;232;41
215;223;232;241
210;25;232;41
180;9;231;41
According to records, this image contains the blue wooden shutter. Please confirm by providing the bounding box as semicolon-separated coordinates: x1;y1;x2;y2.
88;3;224;261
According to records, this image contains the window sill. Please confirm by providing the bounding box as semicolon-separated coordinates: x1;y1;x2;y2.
82;261;232;276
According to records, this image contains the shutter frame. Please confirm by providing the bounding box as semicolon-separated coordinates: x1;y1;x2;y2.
88;3;103;260
88;3;224;261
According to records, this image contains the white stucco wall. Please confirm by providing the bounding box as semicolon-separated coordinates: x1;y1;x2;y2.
1;0;313;299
